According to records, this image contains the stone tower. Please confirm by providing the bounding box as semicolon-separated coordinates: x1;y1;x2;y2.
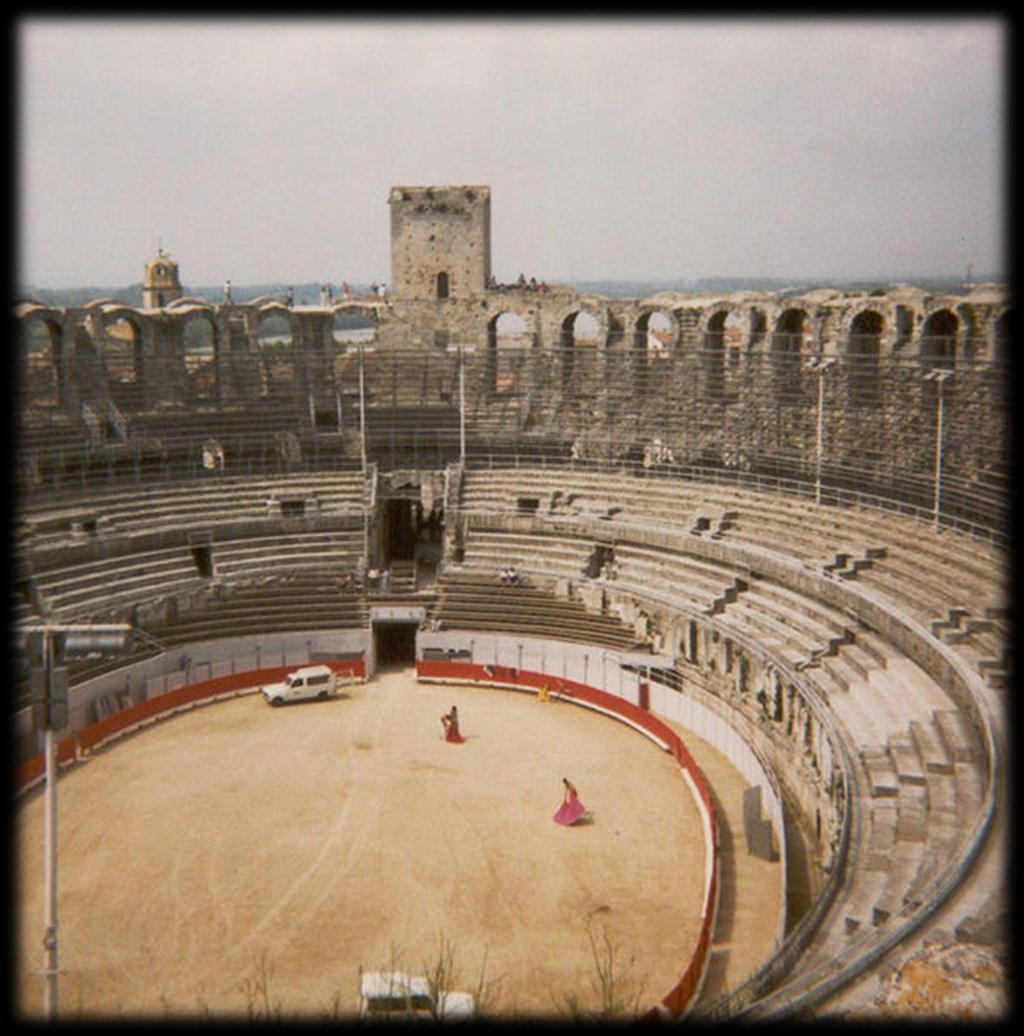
142;248;183;309
389;185;491;301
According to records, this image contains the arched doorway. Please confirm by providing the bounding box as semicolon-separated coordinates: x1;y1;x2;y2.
20;317;63;408
920;309;958;367
847;309;884;406
628;309;673;399
256;311;295;397
702;311;730;399
183;314;218;402
560;310;600;395
486;310;531;395
772;308;808;402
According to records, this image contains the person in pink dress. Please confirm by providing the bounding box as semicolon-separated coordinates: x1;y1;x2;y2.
440;705;464;744
553;778;586;825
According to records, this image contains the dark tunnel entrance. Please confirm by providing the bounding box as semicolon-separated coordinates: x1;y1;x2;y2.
374;621;417;670
382;499;417;563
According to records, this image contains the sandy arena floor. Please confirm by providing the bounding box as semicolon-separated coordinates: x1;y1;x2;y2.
16;668;781;1020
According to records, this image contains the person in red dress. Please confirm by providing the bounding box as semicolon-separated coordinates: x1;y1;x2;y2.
440;705;464;744
553;778;586;825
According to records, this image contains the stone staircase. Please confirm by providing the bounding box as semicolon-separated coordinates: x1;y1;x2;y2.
841;707;982;936
704;575;750;616
822;545;888;580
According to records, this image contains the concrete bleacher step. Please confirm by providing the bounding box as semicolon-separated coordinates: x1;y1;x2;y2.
704;575;749;616
952;759;987;817
903;791;962;908
909;718;954;776
933;708;981;764
888;734;926;787
861;748;900;797
823;545;888;580
843;865;890;935
871;835;927;926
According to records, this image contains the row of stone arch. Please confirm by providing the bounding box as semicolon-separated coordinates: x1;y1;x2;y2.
15;294;1011;413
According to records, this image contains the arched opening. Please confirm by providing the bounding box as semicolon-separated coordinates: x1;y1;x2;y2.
19;317;62;407
702;311;729;398
847;309;884;406
561;310;600;395
631;310;673;397
920;309;958;368
436;271;449;300
920;309;959;410
257;312;295;397
486;311;530;395
183;315;218;402
772;308;808;402
101;316;144;410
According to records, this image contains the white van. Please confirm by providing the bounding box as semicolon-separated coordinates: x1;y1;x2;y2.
261;665;339;706
359;971;474;1021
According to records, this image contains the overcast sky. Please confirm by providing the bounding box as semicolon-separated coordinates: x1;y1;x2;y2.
18;16;1006;289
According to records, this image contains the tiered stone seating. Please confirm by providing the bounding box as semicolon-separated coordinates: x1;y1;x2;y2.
212;530;364;579
461;465;1002;975
611;542;746;613
461;467;1009;688
19;472;368;550
462;529;593;580
146;574;367;645
32;547;209;620
432;571;637;651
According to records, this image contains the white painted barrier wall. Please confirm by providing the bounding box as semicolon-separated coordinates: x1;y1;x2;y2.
15;628;371;754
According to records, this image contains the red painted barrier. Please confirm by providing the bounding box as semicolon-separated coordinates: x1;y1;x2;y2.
417;658;719;1019
16;659;366;791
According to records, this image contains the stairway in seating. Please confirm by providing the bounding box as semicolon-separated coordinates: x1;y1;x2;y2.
367;559;422;603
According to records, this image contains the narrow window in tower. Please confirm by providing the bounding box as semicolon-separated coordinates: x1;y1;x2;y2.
436;272;449;299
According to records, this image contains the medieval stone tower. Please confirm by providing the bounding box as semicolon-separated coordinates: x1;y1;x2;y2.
388;185;491;301
142;248;183;309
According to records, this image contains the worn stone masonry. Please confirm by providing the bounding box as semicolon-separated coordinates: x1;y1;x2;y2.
15;185;1011;520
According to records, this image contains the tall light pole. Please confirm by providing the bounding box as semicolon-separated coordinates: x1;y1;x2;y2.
804;356;836;505
22;622;133;1019
447;343;476;466
923;368;953;531
356;343;376;474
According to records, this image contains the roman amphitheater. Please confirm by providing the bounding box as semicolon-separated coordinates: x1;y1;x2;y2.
13;186;1010;1020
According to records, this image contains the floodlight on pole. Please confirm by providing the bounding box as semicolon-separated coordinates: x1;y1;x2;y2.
21;622;133;1020
355;343;376;473
447;343;476;466
804;356;836;505
923;368;953;531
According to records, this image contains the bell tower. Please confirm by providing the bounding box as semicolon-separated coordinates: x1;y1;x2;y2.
142;248;183;309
